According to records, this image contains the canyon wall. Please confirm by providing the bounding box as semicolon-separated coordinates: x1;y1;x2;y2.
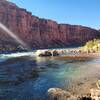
0;0;100;50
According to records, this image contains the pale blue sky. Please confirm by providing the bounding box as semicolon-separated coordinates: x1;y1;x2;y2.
8;0;100;29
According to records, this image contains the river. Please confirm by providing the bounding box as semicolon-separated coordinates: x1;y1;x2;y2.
0;51;100;100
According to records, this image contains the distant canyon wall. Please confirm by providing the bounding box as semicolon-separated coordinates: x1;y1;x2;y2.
0;0;100;49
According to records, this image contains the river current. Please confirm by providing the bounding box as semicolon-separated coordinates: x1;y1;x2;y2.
0;52;100;100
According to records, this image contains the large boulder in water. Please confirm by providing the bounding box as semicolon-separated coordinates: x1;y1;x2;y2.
39;51;52;57
47;88;76;100
52;50;59;56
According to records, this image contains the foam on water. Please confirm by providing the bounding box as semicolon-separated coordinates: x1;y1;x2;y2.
0;51;36;59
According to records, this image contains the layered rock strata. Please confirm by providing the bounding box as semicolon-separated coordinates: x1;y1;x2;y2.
0;0;100;50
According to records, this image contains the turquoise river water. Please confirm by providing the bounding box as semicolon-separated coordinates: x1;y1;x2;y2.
0;52;100;100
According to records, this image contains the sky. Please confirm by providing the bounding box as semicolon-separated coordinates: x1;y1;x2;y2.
8;0;100;29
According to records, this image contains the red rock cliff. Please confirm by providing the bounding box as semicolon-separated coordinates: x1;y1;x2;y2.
0;0;100;49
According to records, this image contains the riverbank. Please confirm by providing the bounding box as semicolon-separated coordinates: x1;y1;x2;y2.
36;48;100;58
48;78;100;100
54;52;100;61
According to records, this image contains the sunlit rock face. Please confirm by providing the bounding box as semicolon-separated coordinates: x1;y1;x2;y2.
0;0;100;49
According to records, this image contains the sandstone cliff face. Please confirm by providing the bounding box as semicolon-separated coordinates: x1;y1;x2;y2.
0;0;100;50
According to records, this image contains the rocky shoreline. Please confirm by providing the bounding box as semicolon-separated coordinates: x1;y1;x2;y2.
41;49;100;100
46;54;100;100
47;80;100;100
35;48;100;58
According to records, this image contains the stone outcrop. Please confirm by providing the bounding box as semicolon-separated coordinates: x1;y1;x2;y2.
48;88;77;100
39;51;52;57
0;0;100;50
47;88;93;100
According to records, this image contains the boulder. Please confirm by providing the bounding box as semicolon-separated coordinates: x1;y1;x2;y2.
90;88;100;100
48;88;76;100
52;50;59;56
39;51;52;57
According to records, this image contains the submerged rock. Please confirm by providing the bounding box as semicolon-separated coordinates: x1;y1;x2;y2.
47;88;76;100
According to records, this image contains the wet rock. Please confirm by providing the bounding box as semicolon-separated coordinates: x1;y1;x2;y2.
52;50;59;56
48;88;77;100
39;51;52;57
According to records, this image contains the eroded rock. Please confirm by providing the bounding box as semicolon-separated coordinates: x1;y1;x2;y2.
48;88;77;100
90;88;100;100
39;51;52;57
52;50;59;56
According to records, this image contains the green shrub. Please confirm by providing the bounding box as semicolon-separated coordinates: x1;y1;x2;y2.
83;39;100;51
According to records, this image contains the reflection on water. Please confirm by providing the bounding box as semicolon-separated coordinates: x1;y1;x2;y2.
0;53;100;100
